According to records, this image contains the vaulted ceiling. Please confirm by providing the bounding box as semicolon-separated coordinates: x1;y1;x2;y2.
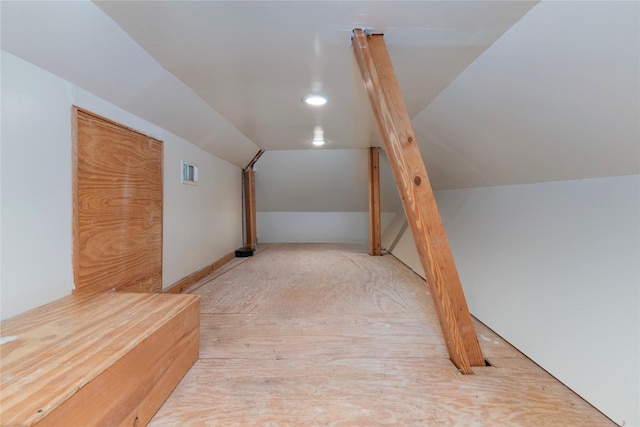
2;1;638;189
93;0;536;153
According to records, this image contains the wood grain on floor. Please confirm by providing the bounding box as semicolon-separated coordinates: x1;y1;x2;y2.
150;244;613;426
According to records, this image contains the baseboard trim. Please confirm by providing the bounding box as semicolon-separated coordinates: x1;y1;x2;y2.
164;251;236;294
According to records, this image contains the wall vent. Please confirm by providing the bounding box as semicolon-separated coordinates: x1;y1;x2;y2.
181;161;198;185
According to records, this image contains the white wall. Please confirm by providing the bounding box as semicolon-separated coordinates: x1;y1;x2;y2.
255;149;401;244
1;50;74;320
1;51;242;320
257;211;395;244
162;135;241;286
386;175;640;426
412;1;640;190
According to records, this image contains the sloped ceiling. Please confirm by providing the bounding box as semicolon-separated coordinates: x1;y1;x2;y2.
415;1;640;189
0;1;260;167
2;1;637;189
92;0;535;155
1;1;535;172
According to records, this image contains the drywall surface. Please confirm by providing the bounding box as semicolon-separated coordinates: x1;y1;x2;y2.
380;210;407;253
1;50;74;320
387;176;640;426
1;51;242;319
255;149;400;244
389;227;424;279
257;212;394;244
162;133;242;286
256;149;401;213
1;0;260;167
412;1;639;190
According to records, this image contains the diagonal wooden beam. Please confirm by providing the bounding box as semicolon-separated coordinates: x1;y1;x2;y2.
352;29;484;373
368;147;382;256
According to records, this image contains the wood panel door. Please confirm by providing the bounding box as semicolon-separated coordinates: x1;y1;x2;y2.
73;108;163;294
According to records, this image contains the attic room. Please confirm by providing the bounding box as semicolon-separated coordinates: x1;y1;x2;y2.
1;1;638;426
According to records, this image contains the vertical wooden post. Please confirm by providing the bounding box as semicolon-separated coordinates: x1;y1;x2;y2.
368;147;382;256
243;168;257;250
243;150;264;250
352;29;484;373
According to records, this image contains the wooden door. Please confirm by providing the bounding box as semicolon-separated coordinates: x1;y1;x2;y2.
73;108;163;294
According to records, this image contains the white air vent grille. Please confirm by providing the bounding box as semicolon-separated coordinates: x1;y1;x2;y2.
181;161;198;185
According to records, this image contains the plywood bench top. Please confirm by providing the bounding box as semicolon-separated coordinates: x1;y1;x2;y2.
0;292;200;426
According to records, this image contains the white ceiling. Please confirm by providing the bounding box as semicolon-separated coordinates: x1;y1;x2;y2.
93;0;535;153
2;1;637;189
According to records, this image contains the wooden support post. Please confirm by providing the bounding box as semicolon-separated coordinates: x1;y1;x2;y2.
243;150;263;250
243;168;257;250
352;29;483;373
368;147;382;256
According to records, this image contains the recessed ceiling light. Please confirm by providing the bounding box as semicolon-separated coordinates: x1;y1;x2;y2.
312;126;326;146
302;94;328;106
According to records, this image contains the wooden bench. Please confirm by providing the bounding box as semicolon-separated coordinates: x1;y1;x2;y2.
0;292;200;426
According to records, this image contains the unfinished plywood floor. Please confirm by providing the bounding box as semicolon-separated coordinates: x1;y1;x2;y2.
150;244;613;426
